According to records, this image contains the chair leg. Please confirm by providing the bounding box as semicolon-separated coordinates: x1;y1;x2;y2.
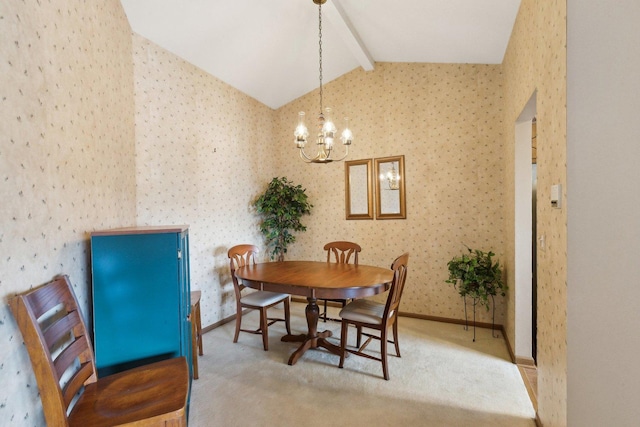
392;319;400;357
260;308;269;351
197;301;204;356
191;315;199;379
322;299;328;322
381;328;389;380
233;303;242;344
339;320;348;368
356;326;362;348
284;298;292;335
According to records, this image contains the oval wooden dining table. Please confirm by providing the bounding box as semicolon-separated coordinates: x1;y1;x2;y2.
234;260;393;365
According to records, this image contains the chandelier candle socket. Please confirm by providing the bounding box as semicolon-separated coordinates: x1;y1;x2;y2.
295;0;353;163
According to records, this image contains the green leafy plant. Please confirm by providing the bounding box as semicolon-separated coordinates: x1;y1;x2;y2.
253;177;313;261
445;246;506;310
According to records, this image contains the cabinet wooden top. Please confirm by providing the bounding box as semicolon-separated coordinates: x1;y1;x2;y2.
91;225;189;236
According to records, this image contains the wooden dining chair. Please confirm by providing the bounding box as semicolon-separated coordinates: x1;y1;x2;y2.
228;244;291;350
9;275;189;426
338;252;409;380
321;241;362;322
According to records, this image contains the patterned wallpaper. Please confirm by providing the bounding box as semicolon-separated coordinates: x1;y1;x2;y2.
132;51;507;329
131;35;278;323
502;0;567;425
0;1;136;424
275;63;506;324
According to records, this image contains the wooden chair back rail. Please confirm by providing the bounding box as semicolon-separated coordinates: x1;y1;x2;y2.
43;308;79;345
230;244;259;295
382;254;409;322
62;361;94;406
229;244;258;270
9;275;189;426
324;241;361;265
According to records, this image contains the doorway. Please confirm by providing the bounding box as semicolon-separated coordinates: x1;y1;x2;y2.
531;119;538;363
514;92;537;365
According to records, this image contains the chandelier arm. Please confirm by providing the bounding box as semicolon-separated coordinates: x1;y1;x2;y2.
299;147;320;163
329;145;350;163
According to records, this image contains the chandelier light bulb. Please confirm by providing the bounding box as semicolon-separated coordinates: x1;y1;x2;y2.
322;107;337;137
294;111;309;148
340;117;353;145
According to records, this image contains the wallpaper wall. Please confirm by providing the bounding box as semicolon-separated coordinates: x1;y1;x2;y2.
0;1;136;424
502;0;567;425
132;52;507;328
131;35;278;323
274;63;506;324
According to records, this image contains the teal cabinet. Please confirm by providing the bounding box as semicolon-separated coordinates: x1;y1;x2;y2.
90;226;192;379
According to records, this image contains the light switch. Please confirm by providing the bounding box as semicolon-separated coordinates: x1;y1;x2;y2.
551;184;562;209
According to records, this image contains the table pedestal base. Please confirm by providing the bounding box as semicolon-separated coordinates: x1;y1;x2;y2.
281;297;342;365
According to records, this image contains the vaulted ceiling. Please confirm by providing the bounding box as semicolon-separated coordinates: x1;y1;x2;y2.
120;0;521;109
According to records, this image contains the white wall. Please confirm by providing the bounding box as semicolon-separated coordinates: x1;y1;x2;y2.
567;1;640;425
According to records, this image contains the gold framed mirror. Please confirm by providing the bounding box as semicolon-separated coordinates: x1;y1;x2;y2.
345;159;373;220
375;155;406;219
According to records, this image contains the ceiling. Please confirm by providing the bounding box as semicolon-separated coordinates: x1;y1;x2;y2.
120;0;521;109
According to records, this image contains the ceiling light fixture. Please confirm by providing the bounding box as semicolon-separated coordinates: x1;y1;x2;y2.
294;0;353;163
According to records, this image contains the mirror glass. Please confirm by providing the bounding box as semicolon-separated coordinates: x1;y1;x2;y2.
345;159;373;220
375;155;406;219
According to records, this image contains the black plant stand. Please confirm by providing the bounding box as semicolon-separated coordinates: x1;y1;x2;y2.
463;295;498;342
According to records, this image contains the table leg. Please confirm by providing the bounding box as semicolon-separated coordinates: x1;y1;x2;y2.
281;297;342;365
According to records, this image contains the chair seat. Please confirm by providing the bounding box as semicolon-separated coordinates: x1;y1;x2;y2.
69;357;189;426
339;299;385;325
241;290;288;307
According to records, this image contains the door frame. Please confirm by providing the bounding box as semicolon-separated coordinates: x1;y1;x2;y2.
514;91;537;364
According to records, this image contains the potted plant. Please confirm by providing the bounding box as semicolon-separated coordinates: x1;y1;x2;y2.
445;246;506;340
446;246;506;309
253;177;313;261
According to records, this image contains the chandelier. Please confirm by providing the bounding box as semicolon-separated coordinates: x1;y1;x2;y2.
294;0;353;163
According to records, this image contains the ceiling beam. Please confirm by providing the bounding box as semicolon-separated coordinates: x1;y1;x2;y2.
324;0;375;71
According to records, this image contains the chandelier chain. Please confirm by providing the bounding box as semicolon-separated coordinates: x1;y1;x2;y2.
318;1;323;114
293;0;352;164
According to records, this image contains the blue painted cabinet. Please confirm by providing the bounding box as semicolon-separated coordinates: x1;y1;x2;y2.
90;226;192;379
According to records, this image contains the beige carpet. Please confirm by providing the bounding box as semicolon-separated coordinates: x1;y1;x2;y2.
189;303;536;427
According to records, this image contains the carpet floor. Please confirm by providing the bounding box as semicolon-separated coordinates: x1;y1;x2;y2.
189;302;536;427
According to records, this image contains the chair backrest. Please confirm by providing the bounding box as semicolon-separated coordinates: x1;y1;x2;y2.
228;244;259;296
324;241;361;265
383;253;410;322
9;275;98;427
